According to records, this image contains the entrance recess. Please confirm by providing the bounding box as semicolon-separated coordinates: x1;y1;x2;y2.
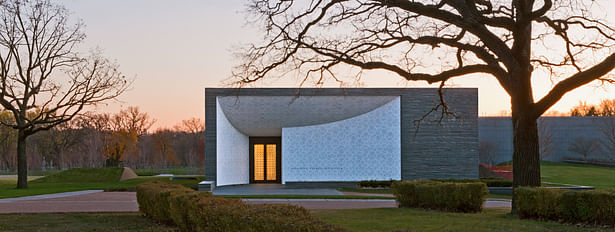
249;137;281;183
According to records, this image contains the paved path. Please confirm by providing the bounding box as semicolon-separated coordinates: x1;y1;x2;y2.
244;198;398;209
0;192;138;214
0;190;103;203
0;191;511;213
213;184;343;196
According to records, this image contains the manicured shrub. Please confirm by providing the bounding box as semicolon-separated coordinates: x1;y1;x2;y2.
136;181;343;231
246;204;341;232
515;187;564;220
358;178;510;189
479;178;512;187
515;187;615;226
136;181;197;222
168;191;214;231
358;180;394;188
391;180;488;213
433;178;512;187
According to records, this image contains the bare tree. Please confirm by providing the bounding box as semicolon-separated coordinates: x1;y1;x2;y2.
235;0;615;212
479;140;497;166
174;118;205;167
107;107;155;168
599;99;615;116
538;118;554;160
0;0;130;188
110;107;156;136
570;101;600;116
152;128;178;168
568;137;602;161
31;120;82;170
0;110;15;171
601;117;615;160
74;113;111;168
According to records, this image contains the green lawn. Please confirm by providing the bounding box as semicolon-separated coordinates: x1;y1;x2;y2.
0;213;177;232
0;168;204;199
339;161;615;199
133;167;204;176
2;161;614;199
540;161;615;189
312;208;608;232
0;209;607;232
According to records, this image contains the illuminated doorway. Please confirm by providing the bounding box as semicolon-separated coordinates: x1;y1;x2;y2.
249;137;281;183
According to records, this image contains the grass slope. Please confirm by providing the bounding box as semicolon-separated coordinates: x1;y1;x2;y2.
32;168;124;183
312;208;609;232
540;161;615;189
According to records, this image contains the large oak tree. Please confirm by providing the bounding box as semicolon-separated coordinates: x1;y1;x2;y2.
234;0;615;212
0;0;130;188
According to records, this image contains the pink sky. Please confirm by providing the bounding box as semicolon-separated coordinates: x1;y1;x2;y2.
58;0;615;129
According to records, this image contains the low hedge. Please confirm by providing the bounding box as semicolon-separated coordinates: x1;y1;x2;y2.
136;181;342;231
358;180;394;188
479;178;512;187
516;187;615;226
391;180;488;213
136;181;203;223
360;178;511;188
434;178;512;187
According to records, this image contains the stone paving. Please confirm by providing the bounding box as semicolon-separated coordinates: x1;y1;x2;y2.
0;190;103;203
212;184;343;195
0;191;138;213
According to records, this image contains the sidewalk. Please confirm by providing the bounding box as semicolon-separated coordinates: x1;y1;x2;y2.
0;191;138;214
0;191;511;213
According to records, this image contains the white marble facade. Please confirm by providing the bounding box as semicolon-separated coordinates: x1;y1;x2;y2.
215;96;401;186
216;98;249;186
281;97;401;183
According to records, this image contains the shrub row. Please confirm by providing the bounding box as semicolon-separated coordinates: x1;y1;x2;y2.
435;178;512;187
136;181;342;232
516;187;615;226
360;178;511;188
358;180;394;188
391;180;488;213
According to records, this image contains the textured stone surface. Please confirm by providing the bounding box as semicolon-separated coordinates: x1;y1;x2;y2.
205;88;479;182
216;99;250;186
282;97;401;183
217;96;398;136
479;116;615;164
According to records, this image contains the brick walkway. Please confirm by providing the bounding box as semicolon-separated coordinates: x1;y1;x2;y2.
0;191;511;213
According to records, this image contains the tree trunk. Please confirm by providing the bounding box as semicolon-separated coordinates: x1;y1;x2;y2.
511;112;541;213
16;129;28;189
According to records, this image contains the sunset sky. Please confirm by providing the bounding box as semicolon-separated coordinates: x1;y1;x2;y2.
58;0;615;129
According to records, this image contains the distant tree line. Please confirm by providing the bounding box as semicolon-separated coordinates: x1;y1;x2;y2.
569;99;615;117
0;107;204;172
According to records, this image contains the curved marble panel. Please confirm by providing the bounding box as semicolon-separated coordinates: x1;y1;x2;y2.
217;96;398;136
216;98;249;186
281;97;401;183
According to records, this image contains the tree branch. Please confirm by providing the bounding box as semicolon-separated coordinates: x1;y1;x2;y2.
534;52;615;116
